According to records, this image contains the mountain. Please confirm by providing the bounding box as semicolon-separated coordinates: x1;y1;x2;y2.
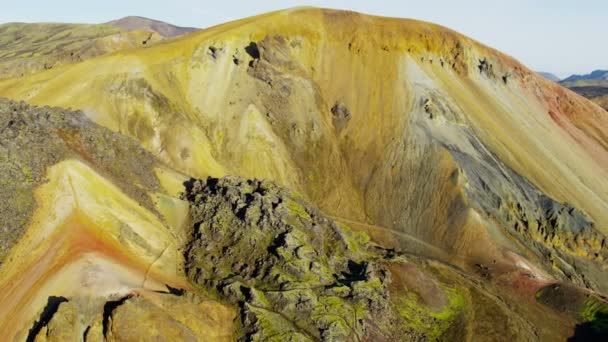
567;85;608;111
0;99;234;340
0;16;195;80
559;70;608;111
537;71;560;82
562;69;608;84
590;93;608;110
106;16;198;37
0;7;607;340
0;22;163;79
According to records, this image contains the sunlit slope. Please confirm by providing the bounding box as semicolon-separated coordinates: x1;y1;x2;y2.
0;160;177;339
0;99;233;340
0;160;233;341
1;7;607;291
564;84;608;111
0;99;163;262
0;22;162;79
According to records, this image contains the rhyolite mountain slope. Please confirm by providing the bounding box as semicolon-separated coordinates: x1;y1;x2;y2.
0;15;200;80
0;99;235;340
534;71;608;111
1;7;608;341
107;16;198;37
567;85;608;111
537;72;560;82
0;22;166;80
559;71;608;111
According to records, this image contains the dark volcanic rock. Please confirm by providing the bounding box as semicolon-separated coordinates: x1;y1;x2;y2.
182;176;409;341
0;98;160;264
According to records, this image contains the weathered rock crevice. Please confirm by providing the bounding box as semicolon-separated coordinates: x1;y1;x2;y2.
26;296;69;342
245;42;260;60
102;295;133;338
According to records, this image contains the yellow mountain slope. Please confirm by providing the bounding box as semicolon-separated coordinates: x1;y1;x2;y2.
0;22;163;79
0;159;234;341
2;7;606;290
0;99;234;340
1;7;608;340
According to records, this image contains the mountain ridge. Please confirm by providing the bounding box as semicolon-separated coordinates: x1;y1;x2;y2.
0;22;163;80
559;69;608;111
537;71;560;82
562;69;608;83
106;15;198;37
0;7;607;340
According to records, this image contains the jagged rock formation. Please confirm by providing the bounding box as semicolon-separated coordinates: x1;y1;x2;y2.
182;176;403;340
28;291;235;341
182;176;545;341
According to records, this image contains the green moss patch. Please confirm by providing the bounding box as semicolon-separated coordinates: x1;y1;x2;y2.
0;98;160;264
182;176;405;340
395;285;465;340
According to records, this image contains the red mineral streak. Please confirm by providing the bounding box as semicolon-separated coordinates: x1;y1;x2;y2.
0;213;185;339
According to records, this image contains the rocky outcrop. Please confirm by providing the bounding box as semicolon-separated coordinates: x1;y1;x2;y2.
413;89;608;292
27;291;234;341
182;176;544;341
330;102;351;133
182;176;404;340
0;98;159;263
103;293;234;341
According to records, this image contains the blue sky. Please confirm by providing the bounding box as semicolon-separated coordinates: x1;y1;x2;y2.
2;0;606;77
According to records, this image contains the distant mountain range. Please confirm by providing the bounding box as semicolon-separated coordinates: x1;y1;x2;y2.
562;69;608;84
538;69;608;83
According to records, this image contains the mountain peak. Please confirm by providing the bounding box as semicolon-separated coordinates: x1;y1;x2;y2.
562;69;608;83
106;15;198;37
